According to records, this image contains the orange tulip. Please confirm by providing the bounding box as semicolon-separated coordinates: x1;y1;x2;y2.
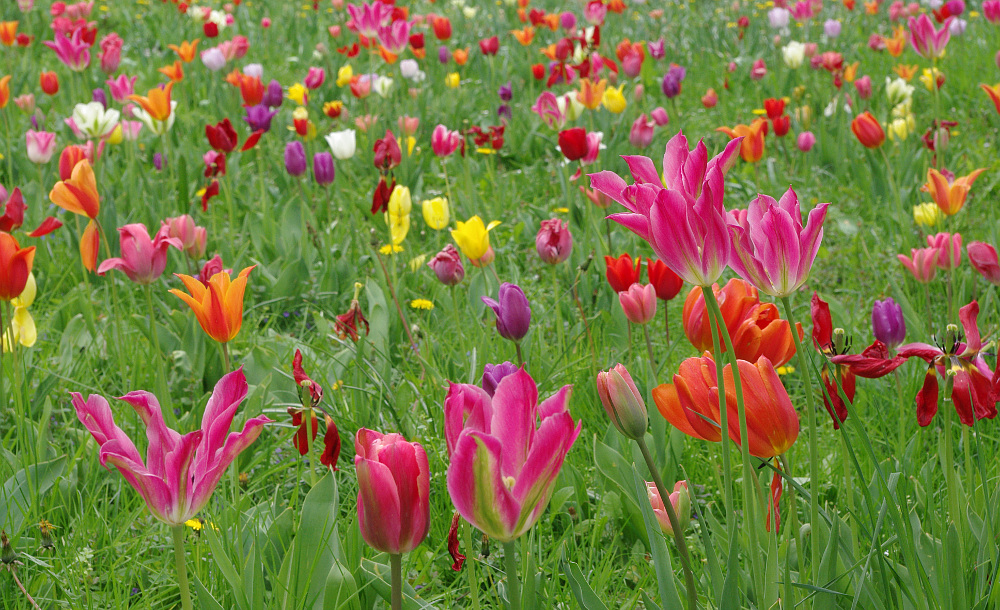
80;220;99;273
378;46;398;64
170;267;255;344
168;39;200;63
894;64;919;81
129;82;175;122
40;71;60;95
842;61;859;83
981;83;1000;114
925;167;986;215
239;74;264;106
0;75;10;109
716;118;767;163
883;26;906;57
653;354;800;459
452;48;469;65
511;26;535;46
49;159;100;220
851;111;885;148
682;279;800;367
0;233;35;301
0;22;17;47
542;13;560;30
577;78;607;110
158;60;185;83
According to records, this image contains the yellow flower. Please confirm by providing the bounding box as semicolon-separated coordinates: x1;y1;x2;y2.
4;272;36;350
451;215;500;261
185;519;204;531
410;299;434;310
408;254;428;272
445;72;460;89
913;202;943;228
397;135;416;155
552;207;569;214
775;365;795;375
379;244;405;255
919;67;943;91
887;114;915;141
601;85;626;113
476;148;496;155
385;186;412;246
422;197;450;230
288;83;308;105
107;124;123;145
336;65;354;87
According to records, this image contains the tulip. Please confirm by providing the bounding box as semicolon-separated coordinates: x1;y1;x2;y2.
326;129;357;160
925;167;985;215
354;428;430;554
897;247;938;282
421;197;449;230
99;32;123;73
244;104;278;132
782;41;805;68
927;232;962;270
482;283;531;343
451;215;500;261
201;47;226;71
312;152;335;185
647;481;691;535
284;142;307;177
851;111;885;148
0;233;35;301
629;115;655;149
683;279;800;367
596;364;648;440
49;158;100;220
71;102;120;139
871;298;906;349
604;254;642;293
428;244;464;286
304;67;325;90
717;118;767;163
535;219;572;264
432;16;452;40
968;242;1000;285
653;354;800;458
347;1;392;38
97;223;183;285
727;188;829;298
13;93;33;113
750;58;767;80
373;130;402;171
619;283;657;325
481;361;519;397
431;124;463;158
169;266;254;344
107;74;137;102
262;79;283;108
479;36;499;55
796;131;816;151
164;215;207;260
824;19;842;37
0;188;24;233
854;75;873;99
647;259;684;301
25;130;56;164
558;127;588;161
908;14;952;59
6;272;36;349
129;84;177;135
43;29;90;71
445;368;579;542
661;64;686;98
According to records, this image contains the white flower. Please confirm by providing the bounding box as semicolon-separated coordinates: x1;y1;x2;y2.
768;7;790;29
462;6;477;18
326;129;357;160
132;101;178;136
373;75;394;97
243;63;264;79
885;77;914;107
72;102;121;138
201;48;226;71
208;9;228;28
782;41;805;69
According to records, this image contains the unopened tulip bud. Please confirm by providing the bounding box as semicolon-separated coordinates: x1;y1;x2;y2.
619;283;657;325
596;364;648;440
647;481;691;535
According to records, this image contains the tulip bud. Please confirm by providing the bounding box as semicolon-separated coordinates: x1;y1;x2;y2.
596;364;648;440
871;298;906;349
312;152;335;185
284;141;307;176
796;131;816;152
535;218;573;264
482;361;518;397
482;283;531;342
647;481;691;535
619;283;657;324
428;244;464;286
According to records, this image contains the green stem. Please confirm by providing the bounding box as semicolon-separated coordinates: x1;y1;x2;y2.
462;520;483;610
700;288;735;542
515;342;524;369
895;370;906;465
171;525;193;610
636;437;699;610
221;341;232;374
390;553;403;610
502;540;521;610
878;146;906;248
779;295;821;589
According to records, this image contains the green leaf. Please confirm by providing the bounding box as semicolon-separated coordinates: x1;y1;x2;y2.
631;466;683;610
278;474;342;610
560;559;609;610
359;558;434;609
323;559;362;610
0;456;67;538
192;574;226;610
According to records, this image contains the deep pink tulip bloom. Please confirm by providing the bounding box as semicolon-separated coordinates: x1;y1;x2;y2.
428;244;465;285
347;1;392;38
43;29;91;71
727;187;829;298
967;241;1000;285
26;130;57;164
629;115;655;149
444;368;579;542
107;74;138;103
898;247;939;282
908;14;953;59
985;0;1000;24
97;223;183;284
304;67;326;89
927;232;962;270
377;19;411;55
99;32;123;74
71;368;272;525
164;215;207;260
536;218;573;264
619;283;657;324
589;131;743;286
354;428;430;554
431;124;463;157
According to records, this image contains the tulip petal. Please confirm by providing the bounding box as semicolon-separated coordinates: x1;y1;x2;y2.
447;431;520;542
490;368;539;476
510;412;580;537
356;456;403;552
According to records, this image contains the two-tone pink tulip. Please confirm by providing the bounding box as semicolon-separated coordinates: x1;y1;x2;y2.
908;14;953;59
431;124;463;157
97;223;183;284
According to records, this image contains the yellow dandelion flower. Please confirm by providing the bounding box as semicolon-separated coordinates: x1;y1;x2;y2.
410;299;434;310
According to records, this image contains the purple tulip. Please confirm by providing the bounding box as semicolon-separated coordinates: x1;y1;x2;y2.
92;88;107;108
263;79;284;108
648;38;665;60
153;153;163;171
427;244;465;286
498;81;512;101
312;152;335;185
285;142;307;176
482;282;531;342
661;65;686;98
871;298;906;349
497;104;512;121
823;19;842;38
438;45;450;64
244;104;278;132
482;361;519;397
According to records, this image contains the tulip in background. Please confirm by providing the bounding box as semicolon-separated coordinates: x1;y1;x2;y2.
619;283;657;325
97;223;183;285
535;218;572;264
451;215;500;262
605;253;642;293
871;297;906;349
482;283;531;363
925;167;985;215
428;244;464;286
852;111;885;148
968;242;1000;285
169;266;254;370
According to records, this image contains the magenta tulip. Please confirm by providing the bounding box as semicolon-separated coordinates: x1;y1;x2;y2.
71;368;272;525
927;232;962;270
629;114;655;149
535;218;573;264
354;428;430;554
97;223;183;284
431;124;463;157
968;241;1000;285
444;368;579;542
908;14;952;59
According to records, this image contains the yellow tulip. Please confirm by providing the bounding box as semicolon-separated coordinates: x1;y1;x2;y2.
445;72;460;89
388;185;412;216
336;65;354;87
288;83;308;105
912;202;943;228
451;215;500;261
422;197;450;230
5;272;36;349
602;85;627;113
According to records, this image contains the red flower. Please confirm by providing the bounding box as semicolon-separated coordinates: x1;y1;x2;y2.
205;118;239;152
532;63;545;80
371;176;395;215
646;258;684;301
479;36;499;55
287;406;318;456
319;415;341;469
448;512;465;571
0;188;26;233
335;298;370;341
763;97;785;119
292;349;324;407
373;130;401;171
201;180;220;211
558;127;588;161
604;253;642;293
771;115;791;137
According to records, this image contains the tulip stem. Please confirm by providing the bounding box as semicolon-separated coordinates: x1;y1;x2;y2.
390;553;403;610
502;541;521;610
877;146;906;246
515;342;524;369
221;342;232;374
171;525;193;610
636;436;699;610
779;296;821;591
642;323;657;374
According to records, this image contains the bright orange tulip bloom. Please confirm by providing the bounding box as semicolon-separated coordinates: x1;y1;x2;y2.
49;159;100;220
0;233;35;301
842;61;859;83
80;220;99;272
682;279;800;367
716;118;767;163
511;26;535;46
883;26;906;57
170;267;255;344
894;64;919;81
654;354;800;459
577;78;607;110
540;43;558;61
981;83;1000;114
158;60;185;83
851;111;885;148
542;13;560;30
0;75;10;109
926;167;986;215
239;74;264;106
452;48;469;65
168;39;200;63
128;83;175;122
0;22;17;47
378;46;398;64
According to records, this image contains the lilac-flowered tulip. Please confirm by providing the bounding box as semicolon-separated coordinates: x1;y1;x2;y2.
43;29;91;71
71;368;272;525
354;429;430;554
908;14;952;59
727;187;829;297
444;368;579;542
97;223;183;284
589;131;743;286
482;283;531;342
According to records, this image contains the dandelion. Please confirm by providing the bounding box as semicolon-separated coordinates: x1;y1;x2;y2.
410;298;434;310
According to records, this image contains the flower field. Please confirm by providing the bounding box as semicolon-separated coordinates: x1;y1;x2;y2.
1;0;1000;607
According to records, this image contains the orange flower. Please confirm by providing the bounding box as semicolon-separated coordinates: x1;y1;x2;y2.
511;26;535;46
540;43;558;61
158;60;185;83
452;48;469;65
239;74;264;106
894;64;919;81
0;75;10;109
80;220;99;273
378;45;398;64
864;1;879;14
128;82;175;122
926;167;986;215
168;39;200;63
225;68;244;87
170;267;255;344
577;78;607;110
607;0;627;13
0;233;35;301
542;13;560;30
49;159;100;220
842;61;859;83
716;118;767;163
682;279;800;367
981;83;1000;114
851;111;885;148
0;22;17;47
883;26;906;57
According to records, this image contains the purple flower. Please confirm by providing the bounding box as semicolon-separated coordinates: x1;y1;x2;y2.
482;283;531;342
263;79;284;108
244;104;278;132
872;298;906;349
497;104;512;121
438;45;450;64
284;142;307;176
661;65;686;98
498;81;512;101
312;152;335;185
153;153;163;171
482;361;519;397
92;89;107;108
648;38;665;59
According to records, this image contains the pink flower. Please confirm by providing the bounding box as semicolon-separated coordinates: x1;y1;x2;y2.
71;368;272;525
304;67;325;89
589;131;742;286
854;74;872;99
354;428;430;554
431;124;463;157
164;215;207;260
531;91;567;130
347;1;392;38
397;115;419;137
727;187;829;298
584;0;607;25
535;218;573;264
96;223;183;284
650;107;670;126
444;368;579;542
647;481;691;535
750;58;767;80
908;14;953;59
428;244;465;285
581;131;603;165
967;241;1000;285
98;32;122;74
985;0;1000;24
377;19;411;55
927;231;962;270
43;29;90;71
619;283;657;324
107;74;138;103
26;130;57;164
897;247;939;282
797;131;816;151
629;114;655;149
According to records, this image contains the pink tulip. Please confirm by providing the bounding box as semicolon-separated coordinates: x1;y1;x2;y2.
854;75;872;99
97;223;183;284
589;131;743;286
647;481;691;535
354;428;430;554
531;91;567;130
629;114;655;149
26;130;57;164
898;247;939;282
107;74;138;103
727;187;829;298
304;66;326;89
164;215;207;260
43;29;91;71
377;19;411;55
750;58;767;80
535;218;573;264
346;1;392;38
927;232;962;270
582;131;603;165
99;32;123;74
444;368;579;542
908;14;952;59
431;124;462;157
397;115;419;137
14;94;35;113
619;283;657;324
985;0;1000;24
71;368;272;525
796;131;816;151
650;107;669;126
428;244;465;285
968;242;1000;285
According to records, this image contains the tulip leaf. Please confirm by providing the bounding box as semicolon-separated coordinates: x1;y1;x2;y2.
192;574;226;610
640;590;661;610
278;474;343;610
631;466;684;610
323;559;362;610
946;524;968;610
560;559;610;610
0;455;66;538
593;437;644;538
